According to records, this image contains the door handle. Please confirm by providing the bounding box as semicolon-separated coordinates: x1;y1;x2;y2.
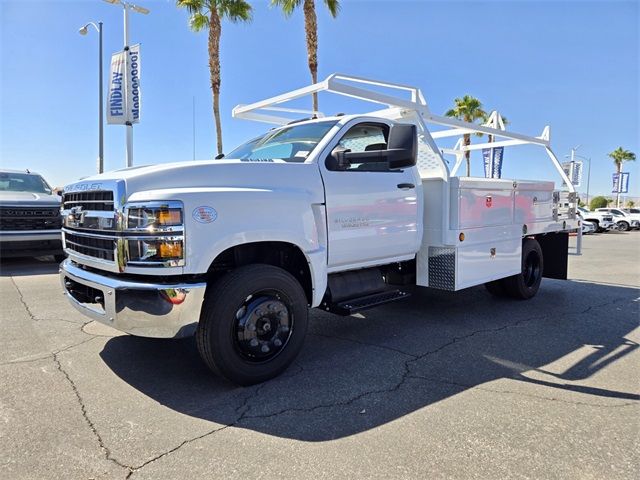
397;183;415;189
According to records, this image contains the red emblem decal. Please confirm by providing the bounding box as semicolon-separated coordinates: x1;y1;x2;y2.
486;196;492;208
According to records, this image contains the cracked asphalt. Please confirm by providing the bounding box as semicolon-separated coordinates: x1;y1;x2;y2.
1;233;639;479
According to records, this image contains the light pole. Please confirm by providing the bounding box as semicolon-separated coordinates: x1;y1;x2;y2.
103;0;149;168
565;150;591;208
79;21;104;174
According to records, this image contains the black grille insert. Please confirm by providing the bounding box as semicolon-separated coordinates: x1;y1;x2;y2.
64;231;115;261
63;191;114;211
0;207;62;231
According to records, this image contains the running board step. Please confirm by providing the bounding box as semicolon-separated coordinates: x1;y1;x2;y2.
322;289;411;316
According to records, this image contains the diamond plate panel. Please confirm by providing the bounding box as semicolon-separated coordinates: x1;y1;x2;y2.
428;247;456;291
417;141;442;173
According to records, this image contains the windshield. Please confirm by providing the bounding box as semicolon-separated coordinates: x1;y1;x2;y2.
0;172;52;194
226;120;338;163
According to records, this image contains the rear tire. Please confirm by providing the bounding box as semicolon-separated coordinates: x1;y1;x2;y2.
196;264;308;386
502;238;544;300
617;221;630;232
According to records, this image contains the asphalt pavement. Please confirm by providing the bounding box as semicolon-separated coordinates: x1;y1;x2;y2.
1;232;638;479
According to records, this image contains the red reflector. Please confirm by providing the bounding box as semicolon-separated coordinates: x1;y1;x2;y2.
160;289;186;305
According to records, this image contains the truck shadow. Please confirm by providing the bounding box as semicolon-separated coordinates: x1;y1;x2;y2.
99;280;639;441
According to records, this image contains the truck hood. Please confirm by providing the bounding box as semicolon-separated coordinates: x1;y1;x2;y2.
0;190;61;207
66;160;325;203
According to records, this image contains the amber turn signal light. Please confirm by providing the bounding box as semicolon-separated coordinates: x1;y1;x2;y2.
157;209;182;226
158;241;183;259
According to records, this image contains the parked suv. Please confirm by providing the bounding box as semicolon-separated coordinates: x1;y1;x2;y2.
577;207;615;232
621;208;640;226
595;208;640;231
0;169;64;260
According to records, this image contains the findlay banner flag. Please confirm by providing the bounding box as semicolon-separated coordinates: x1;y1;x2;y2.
482;146;504;178
107;44;141;125
612;172;630;194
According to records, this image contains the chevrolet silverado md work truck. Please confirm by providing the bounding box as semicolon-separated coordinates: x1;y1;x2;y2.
60;75;578;385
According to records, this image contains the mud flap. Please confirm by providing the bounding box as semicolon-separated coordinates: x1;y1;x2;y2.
536;232;569;280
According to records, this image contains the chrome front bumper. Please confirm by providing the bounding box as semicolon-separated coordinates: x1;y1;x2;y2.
60;259;206;338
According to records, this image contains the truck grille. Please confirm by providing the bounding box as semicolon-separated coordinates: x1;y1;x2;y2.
64;231;115;261
0;207;62;231
62;191;114;211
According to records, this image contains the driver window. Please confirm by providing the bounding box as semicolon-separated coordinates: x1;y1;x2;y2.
337;123;389;172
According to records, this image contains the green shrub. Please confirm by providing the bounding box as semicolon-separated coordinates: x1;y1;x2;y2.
589;196;608;210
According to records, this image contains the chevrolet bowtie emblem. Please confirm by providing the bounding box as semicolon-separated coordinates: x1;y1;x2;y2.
70;206;84;222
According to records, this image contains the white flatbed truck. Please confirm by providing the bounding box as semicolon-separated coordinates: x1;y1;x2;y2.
60;74;579;385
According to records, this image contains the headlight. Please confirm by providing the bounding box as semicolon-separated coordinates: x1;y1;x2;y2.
124;201;185;267
126;202;183;231
127;237;184;265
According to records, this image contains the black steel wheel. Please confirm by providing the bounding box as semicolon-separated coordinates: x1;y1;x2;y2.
196;264;308;385
502;238;544;300
233;293;293;363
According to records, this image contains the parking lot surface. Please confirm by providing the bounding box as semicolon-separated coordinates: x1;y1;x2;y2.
1;232;639;479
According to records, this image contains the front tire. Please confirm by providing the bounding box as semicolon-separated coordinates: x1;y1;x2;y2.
502;238;544;300
591;220;604;233
617;221;630;232
196;264;309;386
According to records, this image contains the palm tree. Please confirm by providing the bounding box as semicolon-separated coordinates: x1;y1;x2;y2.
271;0;340;112
177;0;252;156
445;95;488;176
608;147;636;206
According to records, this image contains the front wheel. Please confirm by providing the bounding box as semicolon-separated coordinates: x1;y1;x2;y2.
502;238;544;300
617;221;630;232
196;264;308;386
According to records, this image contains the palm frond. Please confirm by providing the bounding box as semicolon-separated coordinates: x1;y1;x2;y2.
220;0;252;22
608;147;636;162
271;0;303;17
176;0;206;15
324;0;340;17
189;11;210;31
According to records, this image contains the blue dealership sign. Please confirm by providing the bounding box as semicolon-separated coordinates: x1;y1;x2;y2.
483;146;504;178
612;172;629;194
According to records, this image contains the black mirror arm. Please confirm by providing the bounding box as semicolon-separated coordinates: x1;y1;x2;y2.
344;148;407;164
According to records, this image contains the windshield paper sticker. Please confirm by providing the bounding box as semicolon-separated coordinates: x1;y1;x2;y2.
192;206;217;224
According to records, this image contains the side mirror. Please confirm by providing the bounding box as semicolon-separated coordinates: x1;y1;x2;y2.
326;124;417;171
327;146;351;171
386;124;417;169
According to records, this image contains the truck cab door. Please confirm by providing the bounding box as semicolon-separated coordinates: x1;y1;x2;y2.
319;121;422;271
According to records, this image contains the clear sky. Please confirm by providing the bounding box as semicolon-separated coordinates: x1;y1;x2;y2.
1;0;638;198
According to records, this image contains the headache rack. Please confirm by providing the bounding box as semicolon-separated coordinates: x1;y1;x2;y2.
232;73;581;253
